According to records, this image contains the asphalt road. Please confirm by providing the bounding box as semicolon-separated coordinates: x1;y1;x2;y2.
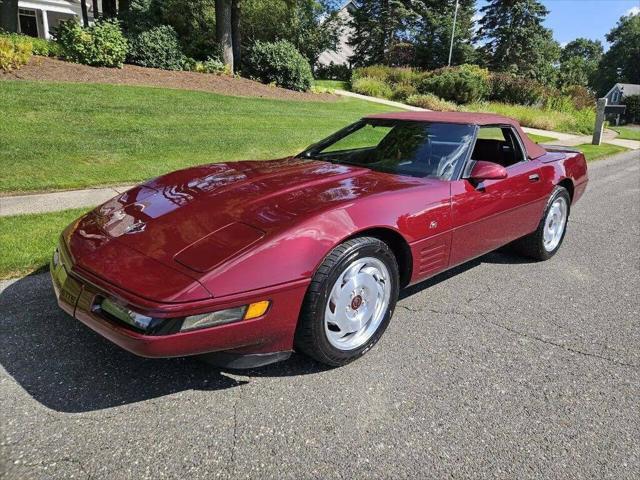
1;151;638;480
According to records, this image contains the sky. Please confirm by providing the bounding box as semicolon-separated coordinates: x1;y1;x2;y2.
478;0;639;47
325;1;639;48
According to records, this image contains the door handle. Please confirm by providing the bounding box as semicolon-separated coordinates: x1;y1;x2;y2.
528;174;540;182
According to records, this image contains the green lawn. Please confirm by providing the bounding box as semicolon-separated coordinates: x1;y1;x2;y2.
313;79;349;91
576;143;630;162
0;208;89;279
526;133;557;143
611;126;640;141
0;80;395;193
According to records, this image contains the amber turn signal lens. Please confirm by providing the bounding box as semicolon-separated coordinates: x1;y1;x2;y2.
244;300;270;320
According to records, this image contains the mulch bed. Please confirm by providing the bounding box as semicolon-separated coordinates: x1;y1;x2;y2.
1;56;338;102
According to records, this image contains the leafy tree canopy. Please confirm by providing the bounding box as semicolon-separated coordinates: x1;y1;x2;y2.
558;38;603;88
241;0;341;66
592;13;640;95
476;0;560;85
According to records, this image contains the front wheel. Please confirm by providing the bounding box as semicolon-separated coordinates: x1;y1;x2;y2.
513;186;570;261
294;237;399;367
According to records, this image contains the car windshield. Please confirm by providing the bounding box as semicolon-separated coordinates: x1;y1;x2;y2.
298;119;476;180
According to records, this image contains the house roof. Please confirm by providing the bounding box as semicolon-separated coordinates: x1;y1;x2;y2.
365;111;547;159
605;83;640;98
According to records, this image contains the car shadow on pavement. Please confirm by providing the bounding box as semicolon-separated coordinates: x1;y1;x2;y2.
0;250;530;413
400;249;533;299
0;273;251;413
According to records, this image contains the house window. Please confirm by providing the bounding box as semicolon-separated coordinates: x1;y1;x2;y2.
19;9;39;38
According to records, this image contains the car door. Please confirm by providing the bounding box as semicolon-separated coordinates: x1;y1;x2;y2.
448;126;549;267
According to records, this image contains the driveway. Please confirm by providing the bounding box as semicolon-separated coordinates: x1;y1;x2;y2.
1;151;638;479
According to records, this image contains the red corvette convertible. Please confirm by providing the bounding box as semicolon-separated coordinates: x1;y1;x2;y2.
51;112;588;368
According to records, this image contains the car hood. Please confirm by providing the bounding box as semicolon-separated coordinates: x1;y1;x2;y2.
68;158;424;298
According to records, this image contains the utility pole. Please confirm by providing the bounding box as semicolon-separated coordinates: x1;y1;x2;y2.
448;0;459;66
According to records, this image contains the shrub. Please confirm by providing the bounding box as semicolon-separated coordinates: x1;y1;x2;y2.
489;73;545;106
351;77;393;99
406;93;458;112
56;19;128;68
387;42;415;67
128;25;185;70
562;85;595;110
0;32;60;57
30;37;62;57
464;101;595;135
351;65;393;83
390;82;417;101
418;64;490;104
543;93;576;113
623;95;640;124
315;62;351;81
184;56;227;74
386;67;420;86
0;36;32;71
244;40;313;91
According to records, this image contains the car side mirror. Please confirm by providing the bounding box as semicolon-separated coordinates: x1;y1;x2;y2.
469;161;507;182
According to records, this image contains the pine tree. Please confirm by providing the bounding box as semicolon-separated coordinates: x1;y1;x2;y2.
348;0;415;66
412;0;477;69
476;0;559;84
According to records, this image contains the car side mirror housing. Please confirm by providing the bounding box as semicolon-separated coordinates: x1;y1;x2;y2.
469;161;507;182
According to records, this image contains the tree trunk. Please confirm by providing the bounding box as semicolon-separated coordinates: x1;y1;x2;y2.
102;0;117;18
80;0;89;27
0;0;19;33
119;0;130;14
91;0;99;20
231;0;241;72
216;0;233;71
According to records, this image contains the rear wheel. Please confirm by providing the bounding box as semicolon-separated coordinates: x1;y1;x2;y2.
294;237;399;366
514;186;570;260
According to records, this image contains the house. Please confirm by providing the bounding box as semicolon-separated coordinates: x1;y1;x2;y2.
317;0;356;67
9;0;99;39
604;83;640;105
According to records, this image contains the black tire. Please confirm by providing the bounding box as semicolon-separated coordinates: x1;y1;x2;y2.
513;186;571;261
294;237;399;367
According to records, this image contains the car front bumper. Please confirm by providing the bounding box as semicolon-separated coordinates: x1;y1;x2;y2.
50;243;309;359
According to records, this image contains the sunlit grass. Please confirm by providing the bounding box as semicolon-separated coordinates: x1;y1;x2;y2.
576;143;630;162
0;80;395;193
0;208;89;279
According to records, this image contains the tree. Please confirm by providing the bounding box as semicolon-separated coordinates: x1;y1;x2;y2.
558;38;603;88
231;0;241;67
592;13;640;95
476;0;560;85
0;0;18;32
121;1;218;60
215;0;234;70
103;0;117;17
412;0;477;69
240;0;340;67
348;0;416;66
80;0;89;27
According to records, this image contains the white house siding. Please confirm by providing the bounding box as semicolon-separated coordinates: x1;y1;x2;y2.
12;0;100;39
317;0;356;67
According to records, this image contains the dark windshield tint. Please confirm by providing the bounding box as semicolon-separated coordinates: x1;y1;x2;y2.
299;120;476;180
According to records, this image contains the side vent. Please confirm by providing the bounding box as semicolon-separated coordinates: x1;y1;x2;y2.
418;243;448;276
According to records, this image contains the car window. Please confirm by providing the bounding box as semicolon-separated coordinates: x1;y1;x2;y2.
476;127;504;141
323;124;392;153
472;126;525;168
301;120;476;180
